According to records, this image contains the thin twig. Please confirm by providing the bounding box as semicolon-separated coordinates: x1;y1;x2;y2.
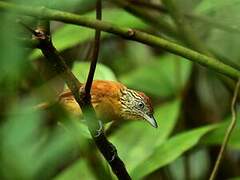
82;1;131;178
17;19;38;35
209;79;240;180
85;0;102;95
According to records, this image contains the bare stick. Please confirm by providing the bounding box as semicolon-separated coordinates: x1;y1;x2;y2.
80;1;131;178
209;79;240;180
85;0;102;94
28;5;131;179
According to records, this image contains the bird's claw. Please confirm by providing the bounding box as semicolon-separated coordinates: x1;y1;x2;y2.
92;121;117;163
108;143;117;163
108;153;116;163
94;120;103;137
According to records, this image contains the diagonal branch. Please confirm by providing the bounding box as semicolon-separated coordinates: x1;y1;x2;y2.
31;6;131;179
80;0;132;178
36;28;131;180
111;0;240;98
159;2;240;179
0;2;240;80
36;33;82;98
159;0;240;99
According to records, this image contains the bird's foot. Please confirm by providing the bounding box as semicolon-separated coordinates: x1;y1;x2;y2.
108;143;117;163
94;120;103;137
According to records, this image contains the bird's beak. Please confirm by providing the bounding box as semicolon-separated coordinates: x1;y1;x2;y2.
144;114;158;128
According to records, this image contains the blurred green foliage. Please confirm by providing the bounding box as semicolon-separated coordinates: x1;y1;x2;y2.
131;125;215;179
30;9;147;60
120;55;192;97
72;62;117;82
202;115;240;150
1;0;240;179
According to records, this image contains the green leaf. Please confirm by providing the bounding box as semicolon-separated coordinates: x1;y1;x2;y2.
196;0;240;13
35;122;89;179
168;149;210;180
201;115;240;150
195;0;240;61
120;54;192;97
131;125;215;179
110;99;181;172
0;98;89;179
0;14;27;87
71;62;117;83
0;99;44;179
30;9;147;59
228;177;240;180
55;160;97;180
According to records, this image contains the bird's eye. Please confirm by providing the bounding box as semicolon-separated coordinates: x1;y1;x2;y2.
138;102;145;109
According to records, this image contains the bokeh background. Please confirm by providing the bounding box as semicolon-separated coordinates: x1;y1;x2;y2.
1;0;240;179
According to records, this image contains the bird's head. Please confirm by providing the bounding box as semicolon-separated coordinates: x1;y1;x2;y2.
119;88;158;128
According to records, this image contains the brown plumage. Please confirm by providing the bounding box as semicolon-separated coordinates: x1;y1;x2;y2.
40;80;157;128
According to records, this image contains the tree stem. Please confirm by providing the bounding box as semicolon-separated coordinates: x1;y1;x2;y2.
0;1;239;80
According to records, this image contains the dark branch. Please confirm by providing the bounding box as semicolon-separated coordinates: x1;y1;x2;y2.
0;1;239;80
37;36;82;99
29;5;131;179
80;0;132;178
85;0;102;95
17;19;39;35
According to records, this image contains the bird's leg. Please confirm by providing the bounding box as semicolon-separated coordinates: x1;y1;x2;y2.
94;120;104;137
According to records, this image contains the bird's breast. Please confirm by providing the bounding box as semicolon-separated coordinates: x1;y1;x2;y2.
59;80;125;123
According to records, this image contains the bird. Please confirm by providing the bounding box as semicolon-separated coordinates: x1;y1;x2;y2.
38;80;158;128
